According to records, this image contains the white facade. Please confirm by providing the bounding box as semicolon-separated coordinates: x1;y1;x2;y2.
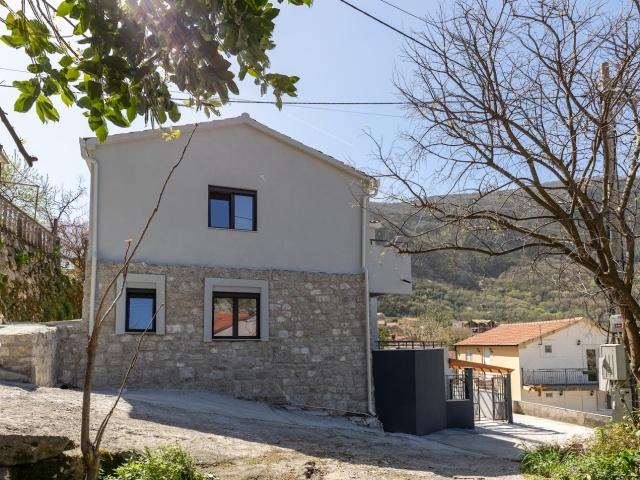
519;321;609;414
83;115;370;274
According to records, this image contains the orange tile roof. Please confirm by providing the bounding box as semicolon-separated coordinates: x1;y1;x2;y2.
454;318;584;347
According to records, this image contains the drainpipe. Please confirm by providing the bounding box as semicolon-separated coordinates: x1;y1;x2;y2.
79;139;98;332
362;179;379;417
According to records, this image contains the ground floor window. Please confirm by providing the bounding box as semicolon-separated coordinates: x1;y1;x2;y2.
213;292;260;339
203;277;269;341
115;273;166;335
126;288;157;332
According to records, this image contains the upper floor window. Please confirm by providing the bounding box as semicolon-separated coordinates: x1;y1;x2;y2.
208;186;256;231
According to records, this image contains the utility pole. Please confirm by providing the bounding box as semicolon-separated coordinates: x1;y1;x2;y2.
600;62;634;420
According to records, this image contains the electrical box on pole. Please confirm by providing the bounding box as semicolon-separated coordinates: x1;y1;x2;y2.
609;314;624;334
600;344;629;381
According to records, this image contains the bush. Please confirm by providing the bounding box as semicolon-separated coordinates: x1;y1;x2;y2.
521;428;640;480
102;445;205;480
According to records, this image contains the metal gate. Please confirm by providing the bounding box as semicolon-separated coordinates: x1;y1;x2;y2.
473;373;509;421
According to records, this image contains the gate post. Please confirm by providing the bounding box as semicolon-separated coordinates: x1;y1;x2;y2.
464;367;473;404
505;373;513;424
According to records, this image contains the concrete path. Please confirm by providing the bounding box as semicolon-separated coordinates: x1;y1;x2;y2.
428;414;594;461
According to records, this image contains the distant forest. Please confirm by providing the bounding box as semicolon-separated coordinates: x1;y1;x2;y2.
374;203;614;325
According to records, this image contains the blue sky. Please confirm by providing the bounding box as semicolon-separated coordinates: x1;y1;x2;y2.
0;1;426;192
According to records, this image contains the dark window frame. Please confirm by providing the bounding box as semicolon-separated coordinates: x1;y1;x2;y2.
208;186;257;231
212;291;260;339
125;288;157;333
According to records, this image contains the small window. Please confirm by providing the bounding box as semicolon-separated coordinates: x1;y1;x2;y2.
544;344;553;354
545;392;553;398
466;349;473;362
208;186;256;231
125;288;156;332
213;292;260;339
115;273;165;335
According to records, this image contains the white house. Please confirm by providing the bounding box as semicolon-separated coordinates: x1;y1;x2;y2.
455;318;609;415
77;114;411;413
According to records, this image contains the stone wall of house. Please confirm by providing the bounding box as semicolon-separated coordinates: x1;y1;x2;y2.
53;320;86;386
79;262;369;412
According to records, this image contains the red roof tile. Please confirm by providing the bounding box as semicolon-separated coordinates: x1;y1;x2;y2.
454;318;584;347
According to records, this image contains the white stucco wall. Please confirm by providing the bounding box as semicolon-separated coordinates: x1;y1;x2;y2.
84;117;369;274
519;321;607;371
521;389;608;415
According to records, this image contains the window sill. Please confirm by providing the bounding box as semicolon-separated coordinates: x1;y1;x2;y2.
209;338;264;341
208;227;258;232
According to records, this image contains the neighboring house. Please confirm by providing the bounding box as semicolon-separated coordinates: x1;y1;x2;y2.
78;114;411;413
454;318;609;414
452;319;498;334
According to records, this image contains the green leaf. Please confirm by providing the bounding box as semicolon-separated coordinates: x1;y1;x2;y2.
56;0;75;17
65;67;80;81
168;103;181;122
104;109;129;128
14;93;37;113
35;95;60;122
76;96;92;109
59;55;73;68
27;63;45;73
61;87;75;107
95;123;108;142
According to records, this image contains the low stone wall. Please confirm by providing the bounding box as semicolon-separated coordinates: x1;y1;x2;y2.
82;262;369;412
0;323;57;386
513;400;611;428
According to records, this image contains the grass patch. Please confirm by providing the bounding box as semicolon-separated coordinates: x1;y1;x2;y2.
101;444;205;480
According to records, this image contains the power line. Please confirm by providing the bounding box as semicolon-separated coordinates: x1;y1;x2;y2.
227;99;403;105
337;0;428;49
286;104;404;118
0;67;28;73
377;0;423;21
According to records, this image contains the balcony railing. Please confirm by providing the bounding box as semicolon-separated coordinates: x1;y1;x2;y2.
0;193;55;254
521;368;598;386
376;340;448;350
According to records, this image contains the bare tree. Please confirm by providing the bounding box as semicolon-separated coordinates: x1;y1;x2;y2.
373;0;640;380
80;125;198;480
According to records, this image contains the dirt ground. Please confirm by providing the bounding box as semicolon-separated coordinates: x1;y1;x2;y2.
0;382;591;479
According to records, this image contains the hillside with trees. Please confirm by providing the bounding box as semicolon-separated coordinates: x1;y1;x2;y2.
376;203;612;326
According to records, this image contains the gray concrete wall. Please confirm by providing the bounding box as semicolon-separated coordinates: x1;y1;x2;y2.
85;116;369;274
81;262;369;412
513;400;611;428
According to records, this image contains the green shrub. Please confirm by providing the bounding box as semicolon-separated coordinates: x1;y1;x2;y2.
521;441;640;479
521;443;570;478
102;445;205;480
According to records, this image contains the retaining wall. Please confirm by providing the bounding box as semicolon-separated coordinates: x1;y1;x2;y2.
513;400;611;428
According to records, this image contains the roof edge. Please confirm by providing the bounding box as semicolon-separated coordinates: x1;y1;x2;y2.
81;114;374;186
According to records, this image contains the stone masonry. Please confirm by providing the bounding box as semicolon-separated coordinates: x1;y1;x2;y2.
0;323;57;385
73;262;369;413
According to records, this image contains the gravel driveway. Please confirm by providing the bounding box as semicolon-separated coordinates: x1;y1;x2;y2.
0;382;593;479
